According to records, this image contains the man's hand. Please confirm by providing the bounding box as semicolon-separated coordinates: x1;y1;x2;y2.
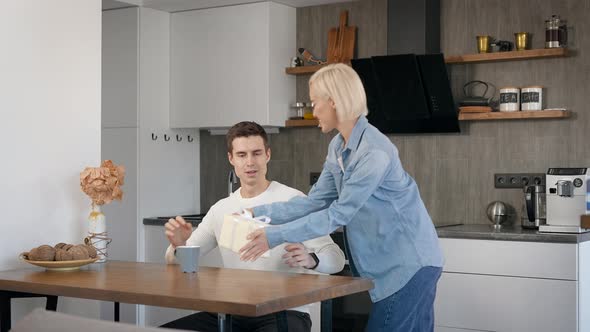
282;243;316;269
239;228;269;261
164;216;193;248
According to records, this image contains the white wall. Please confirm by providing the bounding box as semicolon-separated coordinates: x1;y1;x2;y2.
0;0;102;321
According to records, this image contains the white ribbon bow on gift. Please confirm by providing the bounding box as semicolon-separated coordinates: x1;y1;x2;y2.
240;209;271;224
218;210;271;257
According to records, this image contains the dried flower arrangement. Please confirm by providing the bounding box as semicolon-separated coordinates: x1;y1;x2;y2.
80;160;125;206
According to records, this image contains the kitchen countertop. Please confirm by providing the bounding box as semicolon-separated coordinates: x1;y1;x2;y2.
143;217;590;243
436;223;590;243
143;214;205;226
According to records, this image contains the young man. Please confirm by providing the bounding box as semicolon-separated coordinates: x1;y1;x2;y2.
162;121;345;332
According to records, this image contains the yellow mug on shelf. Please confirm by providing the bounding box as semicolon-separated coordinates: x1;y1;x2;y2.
476;35;493;53
514;32;531;51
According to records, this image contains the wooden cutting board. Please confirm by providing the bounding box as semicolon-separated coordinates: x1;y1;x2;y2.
459;106;493;113
327;11;356;64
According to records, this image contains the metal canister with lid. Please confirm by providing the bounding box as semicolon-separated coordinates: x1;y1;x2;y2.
499;87;520;112
521;86;544;111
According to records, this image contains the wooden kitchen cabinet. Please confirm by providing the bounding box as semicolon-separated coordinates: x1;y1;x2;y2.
435;238;590;332
170;2;295;128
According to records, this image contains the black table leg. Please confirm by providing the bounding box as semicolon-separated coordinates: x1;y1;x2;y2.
217;313;232;332
276;311;288;332
320;300;332;332
0;293;10;332
114;302;120;322
45;296;58;311
0;291;59;332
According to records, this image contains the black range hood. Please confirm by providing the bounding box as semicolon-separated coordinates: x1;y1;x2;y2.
352;53;459;134
352;0;458;134
387;0;440;55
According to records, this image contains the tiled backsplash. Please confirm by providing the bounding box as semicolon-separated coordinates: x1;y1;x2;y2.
201;0;590;226
199;127;336;211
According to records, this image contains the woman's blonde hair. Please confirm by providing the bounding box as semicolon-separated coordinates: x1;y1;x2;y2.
309;63;368;121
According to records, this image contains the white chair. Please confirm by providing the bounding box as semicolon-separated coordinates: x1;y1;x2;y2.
10;308;194;332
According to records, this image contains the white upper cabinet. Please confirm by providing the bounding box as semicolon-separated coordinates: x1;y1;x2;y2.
102;7;139;128
170;2;295;128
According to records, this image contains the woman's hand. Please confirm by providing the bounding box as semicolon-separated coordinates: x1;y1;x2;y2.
283;243;316;269
164;216;192;248
239;228;269;261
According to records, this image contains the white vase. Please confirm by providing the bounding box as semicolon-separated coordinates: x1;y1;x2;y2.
87;204;109;262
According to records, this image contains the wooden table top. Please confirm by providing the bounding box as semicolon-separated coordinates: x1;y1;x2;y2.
0;261;373;316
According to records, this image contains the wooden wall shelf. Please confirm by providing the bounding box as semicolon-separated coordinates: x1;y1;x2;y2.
285;48;568;75
285;110;571;127
445;48;568;64
285;119;319;127
458;110;571;121
285;65;327;75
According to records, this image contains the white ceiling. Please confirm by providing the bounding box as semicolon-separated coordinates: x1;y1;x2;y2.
103;0;352;11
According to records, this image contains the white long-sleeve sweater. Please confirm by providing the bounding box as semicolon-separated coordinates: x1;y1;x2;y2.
165;181;346;314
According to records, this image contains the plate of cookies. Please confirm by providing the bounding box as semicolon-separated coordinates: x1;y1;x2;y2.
20;242;99;271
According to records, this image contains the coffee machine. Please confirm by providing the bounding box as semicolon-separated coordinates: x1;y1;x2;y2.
521;185;546;229
540;168;590;233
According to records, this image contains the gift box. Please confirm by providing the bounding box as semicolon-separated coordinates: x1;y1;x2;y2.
219;214;271;258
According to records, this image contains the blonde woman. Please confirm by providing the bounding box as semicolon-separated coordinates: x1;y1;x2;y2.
240;63;443;331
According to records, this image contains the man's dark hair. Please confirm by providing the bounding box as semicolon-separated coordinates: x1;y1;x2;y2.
226;121;269;153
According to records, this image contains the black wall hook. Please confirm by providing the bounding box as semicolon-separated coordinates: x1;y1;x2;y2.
176;134;182;142
151;133;158;141
164;134;170;141
187;135;194;142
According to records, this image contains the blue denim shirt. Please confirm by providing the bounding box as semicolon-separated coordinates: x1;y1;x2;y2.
253;116;443;302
